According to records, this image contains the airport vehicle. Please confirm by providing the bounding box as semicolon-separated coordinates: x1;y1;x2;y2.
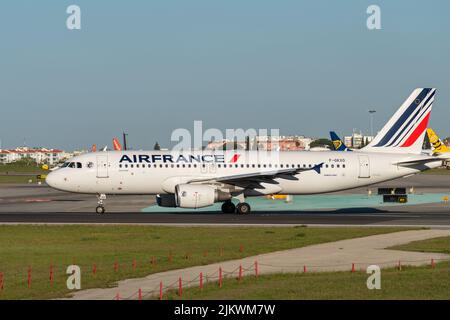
330;131;352;151
46;88;443;214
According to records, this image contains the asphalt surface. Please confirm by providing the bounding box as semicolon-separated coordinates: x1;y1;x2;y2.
1;174;450;227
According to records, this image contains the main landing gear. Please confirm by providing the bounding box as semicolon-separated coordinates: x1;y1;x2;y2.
96;193;106;214
221;200;251;214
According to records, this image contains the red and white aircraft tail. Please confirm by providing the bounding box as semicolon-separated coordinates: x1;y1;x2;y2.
363;88;436;154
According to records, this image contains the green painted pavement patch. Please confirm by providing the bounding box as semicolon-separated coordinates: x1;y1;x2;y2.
142;193;450;213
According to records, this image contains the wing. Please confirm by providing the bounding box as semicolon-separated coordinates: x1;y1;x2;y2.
187;162;324;188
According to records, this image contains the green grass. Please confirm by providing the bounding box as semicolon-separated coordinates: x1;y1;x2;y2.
0;161;46;184
0;175;43;184
162;233;450;300
390;236;450;254
421;168;450;175
163;262;450;300
0;161;44;173
0;225;409;300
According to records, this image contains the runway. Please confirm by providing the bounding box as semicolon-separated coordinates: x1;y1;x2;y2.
0;209;450;228
1;174;450;228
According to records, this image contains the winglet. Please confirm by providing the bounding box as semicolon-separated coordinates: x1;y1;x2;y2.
313;162;324;174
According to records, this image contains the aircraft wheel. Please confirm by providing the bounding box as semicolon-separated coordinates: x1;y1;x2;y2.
96;206;106;214
236;202;251;215
221;201;236;214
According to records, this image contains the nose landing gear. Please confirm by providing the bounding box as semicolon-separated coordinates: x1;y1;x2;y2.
96;194;106;214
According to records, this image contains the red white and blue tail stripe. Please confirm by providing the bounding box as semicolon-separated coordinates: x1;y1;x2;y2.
362;88;436;154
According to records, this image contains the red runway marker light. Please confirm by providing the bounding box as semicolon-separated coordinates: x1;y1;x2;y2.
138;288;142;301
0;272;4;291
238;265;243;281
114;261;119;272
219;267;223;288
92;264;97;275
255;261;259;278
351;263;355;273
49;264;54;286
27;266;32;288
303;265;307;273
200;272;203;290
178;277;182;297
431;259;436;269
159;281;163;300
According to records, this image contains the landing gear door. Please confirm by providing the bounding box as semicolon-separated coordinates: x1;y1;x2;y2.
358;155;370;178
96;155;109;178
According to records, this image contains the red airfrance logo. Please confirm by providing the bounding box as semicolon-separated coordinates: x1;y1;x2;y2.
229;154;241;163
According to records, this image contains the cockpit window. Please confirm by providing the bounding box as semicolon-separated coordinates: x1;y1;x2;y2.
68;162;76;168
76;162;82;168
61;162;70;168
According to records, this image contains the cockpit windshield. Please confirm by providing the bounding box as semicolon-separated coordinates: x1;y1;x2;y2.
62;162;83;169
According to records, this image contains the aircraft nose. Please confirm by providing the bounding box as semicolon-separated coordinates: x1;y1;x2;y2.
45;171;60;189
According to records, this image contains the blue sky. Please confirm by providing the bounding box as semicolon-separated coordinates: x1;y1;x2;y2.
0;1;449;150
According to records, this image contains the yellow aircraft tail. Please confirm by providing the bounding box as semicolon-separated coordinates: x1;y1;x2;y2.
426;128;450;153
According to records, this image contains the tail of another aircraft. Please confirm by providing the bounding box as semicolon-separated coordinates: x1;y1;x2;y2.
330;131;351;151
427;128;450;154
113;138;123;151
362;88;436;154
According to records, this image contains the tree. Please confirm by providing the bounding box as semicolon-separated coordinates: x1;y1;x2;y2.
153;142;161;150
423;134;431;150
309;138;333;149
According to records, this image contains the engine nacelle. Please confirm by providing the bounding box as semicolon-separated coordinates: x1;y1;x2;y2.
156;194;177;207
175;184;231;208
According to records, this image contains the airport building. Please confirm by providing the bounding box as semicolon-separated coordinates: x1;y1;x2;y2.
206;136;313;151
343;132;374;148
0;147;70;165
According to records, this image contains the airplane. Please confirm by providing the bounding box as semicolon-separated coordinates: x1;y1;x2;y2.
330;131;352;151
426;128;450;154
46;88;443;215
113;138;122;151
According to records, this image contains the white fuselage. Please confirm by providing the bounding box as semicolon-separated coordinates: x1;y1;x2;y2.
45;150;442;196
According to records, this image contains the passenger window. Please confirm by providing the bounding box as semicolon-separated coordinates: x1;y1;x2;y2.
343;164;346;168
119;164;122;168
331;164;334;168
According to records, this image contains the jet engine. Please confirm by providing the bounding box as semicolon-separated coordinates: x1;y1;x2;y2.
175;184;231;208
156;184;231;208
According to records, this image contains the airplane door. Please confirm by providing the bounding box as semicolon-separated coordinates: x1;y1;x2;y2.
96;155;109;178
358;155;370;178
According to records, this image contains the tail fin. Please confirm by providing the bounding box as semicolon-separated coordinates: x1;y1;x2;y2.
427;128;450;154
330;131;351;151
112;138;123;151
91;144;97;152
362;88;436;154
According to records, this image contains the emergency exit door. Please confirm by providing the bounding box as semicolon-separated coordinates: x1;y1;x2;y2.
358;155;370;178
96;155;109;178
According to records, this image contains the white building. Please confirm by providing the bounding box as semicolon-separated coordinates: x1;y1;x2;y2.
0;147;70;165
